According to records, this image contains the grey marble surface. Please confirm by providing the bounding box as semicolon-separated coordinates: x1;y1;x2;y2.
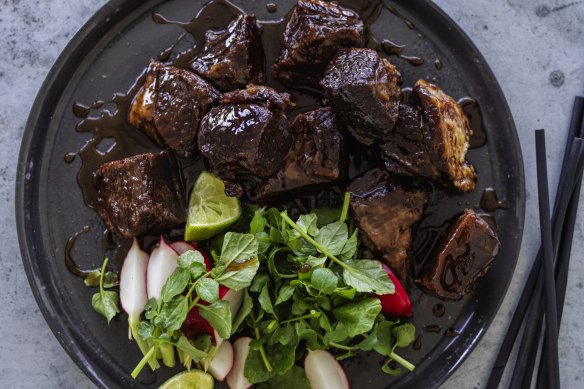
1;0;583;388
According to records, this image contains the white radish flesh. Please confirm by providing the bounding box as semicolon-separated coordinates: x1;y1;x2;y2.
170;241;196;255
223;289;244;318
208;340;234;381
147;237;179;300
226;337;252;389
304;349;350;389
119;238;158;370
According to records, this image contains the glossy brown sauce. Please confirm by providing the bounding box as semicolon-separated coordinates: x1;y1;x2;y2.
480;188;509;211
443;328;460;338
266;3;278;13
432;303;445;317
434;58;443;70
459;97;487;148
64;152;76;163
64;226;92;278
422;324;442;333
380;39;424;67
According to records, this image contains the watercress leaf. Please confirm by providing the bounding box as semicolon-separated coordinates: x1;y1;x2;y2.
306;255;327;268
255;365;311;389
215;256;260;290
275;283;295;305
311;268;338;294
250;211;267;235
295;214;319;237
295;322;320;350
91;290;119;324
256;231;271;255
316;295;332;311
334;288;356;299
250;273;270;293
323;324;349;344
195;277;220;303
144;298;158;320
84;270;118;288
381;359;401;376
315;221;348;255
232;289;253;334
319;313;332;332
276;324;297;346
220;232;259;267
194;334;213;353
176;335;207;361
332;298;381;337
259;284;276;316
269;227;283;244
370;321;395;356
198;300;232;339
245;343;296;383
291;297;312;315
342;259;394;294
160;297;189;332
161;268;190;303
265;207;283;230
287;236;318;257
313;207;342;227
137;321;154;340
339;230;358;260
392;323;416;349
244;348;273;383
178;250;205;269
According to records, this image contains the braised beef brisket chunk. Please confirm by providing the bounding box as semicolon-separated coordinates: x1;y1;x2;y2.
198;86;293;196
418;209;500;300
348;169;428;279
129;61;221;152
413;79;476;192
93;152;186;238
274;0;364;87
321;48;402;145
191;14;264;91
380;103;440;179
257;108;346;203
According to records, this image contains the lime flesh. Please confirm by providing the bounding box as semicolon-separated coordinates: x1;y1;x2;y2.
185;171;241;241
158;370;214;389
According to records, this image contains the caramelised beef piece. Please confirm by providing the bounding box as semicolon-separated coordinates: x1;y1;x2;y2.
93;152;186;238
129;61;221;153
418;209;500;300
321;48;402;145
257;108;346;203
414;79;476;192
198;86;293;196
348;169;428;279
191;14;264;91
273;0;364;87
380;103;439;179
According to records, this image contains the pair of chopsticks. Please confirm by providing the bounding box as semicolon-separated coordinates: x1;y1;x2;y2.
486;96;584;389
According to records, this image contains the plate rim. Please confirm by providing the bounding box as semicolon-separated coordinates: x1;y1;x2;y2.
15;0;526;388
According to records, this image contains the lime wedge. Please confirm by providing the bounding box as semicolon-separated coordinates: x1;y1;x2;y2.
158;370;214;389
185;171;241;241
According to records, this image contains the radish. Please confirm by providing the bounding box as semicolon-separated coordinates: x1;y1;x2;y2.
120;238;158;370
226;337;252;389
223;288;244;318
208;339;234;381
170;241;196;255
304;349;349;389
147;237;179;300
376;264;413;317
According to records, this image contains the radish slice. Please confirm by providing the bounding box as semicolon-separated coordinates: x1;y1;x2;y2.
305;349;349;389
170;241;196;255
223;289;244;318
208;340;234;381
120;239;158;370
147;237;179;300
226;337;252;389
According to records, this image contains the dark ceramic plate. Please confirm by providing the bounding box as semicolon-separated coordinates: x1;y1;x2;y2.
16;0;525;388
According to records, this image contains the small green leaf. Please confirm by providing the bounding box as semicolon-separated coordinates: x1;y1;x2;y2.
275;283;295;305
305;255;327;268
339;230;358;260
294;214;319;237
143;298;158;320
255;365;311;389
244;343;296;383
84;269;118;288
295;322;320;350
220;232;259;267
198;300;232;339
311;268;338;295
313;207;342;227
175;335;207;361
259;284;276;316
178;250;205;269
195;278;220;303
161;268;190;303
315;221;348;256
332;298;381;337
215;256;260;290
393;323;416;349
250;211;267;235
342;259;394;294
159;297;188;332
381;359;401;376
137;321;154;340
250;273;270;293
91;290;119;324
232;290;253;334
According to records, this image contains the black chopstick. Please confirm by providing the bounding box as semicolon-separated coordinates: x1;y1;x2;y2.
535;129;561;389
486;97;584;389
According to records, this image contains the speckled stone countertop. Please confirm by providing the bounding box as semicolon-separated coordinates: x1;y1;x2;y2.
1;1;583;388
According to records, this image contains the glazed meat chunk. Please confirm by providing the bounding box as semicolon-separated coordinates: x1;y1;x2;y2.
413;79;476;192
274;0;364;87
418;209;501;300
380;103;439;179
348;169;428;279
321;48;401;145
93;152;186;238
198;86;293;196
129;61;221;153
257;108;346;203
191;14;264;91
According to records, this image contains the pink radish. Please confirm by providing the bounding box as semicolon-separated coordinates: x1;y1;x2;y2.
224;289;244;319
170;241;195;255
120;239;158;370
208;339;234;381
147;237;179;300
304;349;350;389
226;337;252;389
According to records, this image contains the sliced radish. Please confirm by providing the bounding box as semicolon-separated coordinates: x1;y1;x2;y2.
226;337;252;389
120;239;158;370
170;241;196;255
208;339;234;381
305;349;349;389
376;263;413;318
223;288;244;317
147;237;179;300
